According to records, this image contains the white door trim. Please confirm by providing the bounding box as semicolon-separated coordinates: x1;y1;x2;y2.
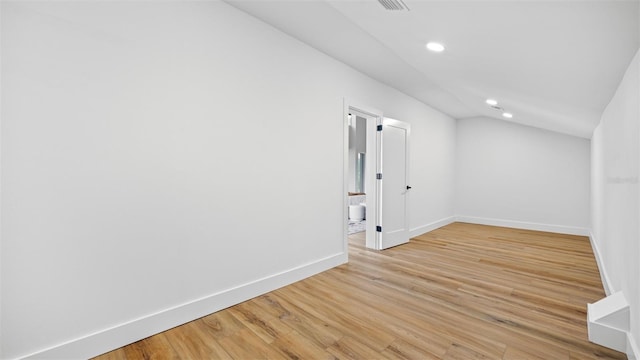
343;99;383;251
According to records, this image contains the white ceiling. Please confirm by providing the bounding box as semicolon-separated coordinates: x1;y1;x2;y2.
227;0;639;138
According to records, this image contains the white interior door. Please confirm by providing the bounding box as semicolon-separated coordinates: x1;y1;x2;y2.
378;118;410;249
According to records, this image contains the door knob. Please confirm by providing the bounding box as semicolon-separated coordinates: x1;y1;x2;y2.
406;186;412;190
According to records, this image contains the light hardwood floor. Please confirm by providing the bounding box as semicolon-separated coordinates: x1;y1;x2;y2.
94;222;626;359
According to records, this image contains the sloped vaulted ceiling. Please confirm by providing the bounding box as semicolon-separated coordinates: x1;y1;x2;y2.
227;0;639;138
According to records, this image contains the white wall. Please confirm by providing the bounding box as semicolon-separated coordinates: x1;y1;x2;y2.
591;49;640;357
409;110;456;235
0;2;456;358
456;117;591;234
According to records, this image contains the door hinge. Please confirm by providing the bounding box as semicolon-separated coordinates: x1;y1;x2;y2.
376;226;382;232
377;125;383;131
376;173;382;180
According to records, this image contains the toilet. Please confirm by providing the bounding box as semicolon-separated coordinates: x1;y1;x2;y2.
348;203;366;221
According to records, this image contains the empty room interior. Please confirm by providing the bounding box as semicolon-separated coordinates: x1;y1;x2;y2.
1;0;639;359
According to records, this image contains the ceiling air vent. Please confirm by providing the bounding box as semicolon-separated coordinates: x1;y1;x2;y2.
378;0;409;11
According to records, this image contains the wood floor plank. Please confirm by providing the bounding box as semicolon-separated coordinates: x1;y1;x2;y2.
503;342;570;360
255;293;344;349
326;336;383;359
271;330;337;360
162;322;232;359
121;333;180;360
443;342;499;360
381;338;444;360
93;223;627;360
215;328;285;360
227;302;292;344
197;310;246;340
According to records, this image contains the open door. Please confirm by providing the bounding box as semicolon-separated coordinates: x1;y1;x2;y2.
377;118;410;249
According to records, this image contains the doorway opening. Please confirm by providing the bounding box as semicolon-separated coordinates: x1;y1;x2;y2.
347;113;368;246
343;101;382;252
343;99;412;254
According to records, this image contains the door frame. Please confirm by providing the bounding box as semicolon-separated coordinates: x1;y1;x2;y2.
343;99;383;252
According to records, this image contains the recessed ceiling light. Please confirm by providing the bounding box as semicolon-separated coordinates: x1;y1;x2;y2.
426;42;445;52
502;112;513;119
486;99;498;106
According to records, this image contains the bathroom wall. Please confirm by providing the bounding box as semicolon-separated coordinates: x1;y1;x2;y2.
0;1;457;358
348;195;366;206
348;115;367;193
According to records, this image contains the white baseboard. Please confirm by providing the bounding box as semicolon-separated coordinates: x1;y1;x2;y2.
22;252;347;360
628;333;640;360
455;216;590;236
582;233;639;359
409;216;455;238
589;232;614;296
